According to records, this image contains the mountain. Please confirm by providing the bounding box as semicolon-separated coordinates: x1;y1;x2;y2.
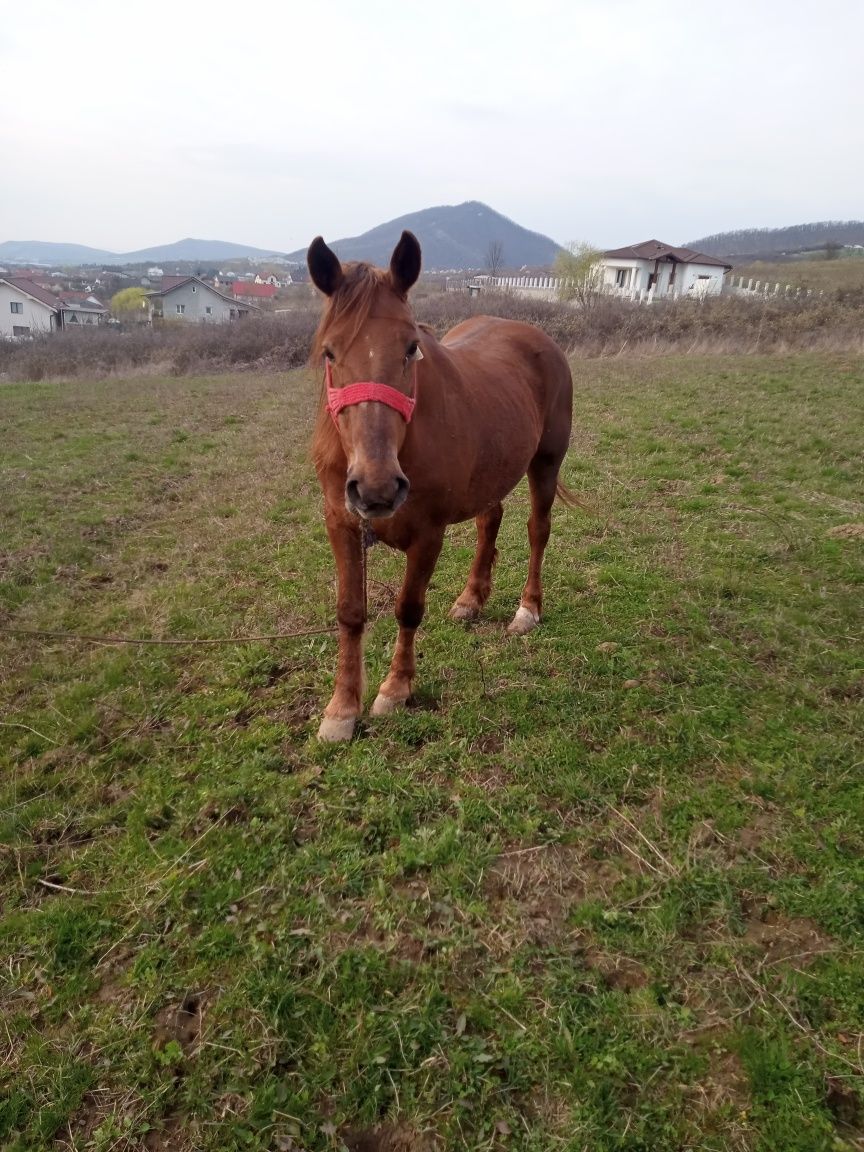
686;220;864;260
1;204;561;271
120;238;288;263
0;237;289;267
289;201;562;271
0;240;117;265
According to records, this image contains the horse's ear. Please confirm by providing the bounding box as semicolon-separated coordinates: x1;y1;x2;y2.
389;230;422;298
307;237;343;297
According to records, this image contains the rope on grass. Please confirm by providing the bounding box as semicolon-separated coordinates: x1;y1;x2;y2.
1;625;337;647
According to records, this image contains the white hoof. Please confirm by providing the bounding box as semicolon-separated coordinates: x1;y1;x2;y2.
370;692;404;717
449;601;480;622
318;716;356;742
507;606;540;636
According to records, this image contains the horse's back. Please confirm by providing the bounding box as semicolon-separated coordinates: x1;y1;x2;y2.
439;314;572;451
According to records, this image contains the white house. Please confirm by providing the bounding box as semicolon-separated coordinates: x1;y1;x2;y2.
0;277;107;337
599;240;732;298
146;275;257;323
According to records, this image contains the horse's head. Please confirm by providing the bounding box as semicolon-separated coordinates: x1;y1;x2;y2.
308;231;423;520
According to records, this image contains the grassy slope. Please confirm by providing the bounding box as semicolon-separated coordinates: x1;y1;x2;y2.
731;257;864;295
1;358;862;1151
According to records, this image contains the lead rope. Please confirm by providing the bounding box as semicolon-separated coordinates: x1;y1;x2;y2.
361;523;376;624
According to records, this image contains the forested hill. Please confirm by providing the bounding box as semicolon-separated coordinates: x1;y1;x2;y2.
686;221;864;258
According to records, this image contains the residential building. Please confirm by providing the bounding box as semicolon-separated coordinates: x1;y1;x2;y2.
599;241;732;297
0;277;106;337
146;275;255;323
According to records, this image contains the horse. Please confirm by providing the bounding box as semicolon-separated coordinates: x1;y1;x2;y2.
307;230;574;741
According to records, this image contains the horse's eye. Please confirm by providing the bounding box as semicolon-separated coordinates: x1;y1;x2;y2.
323;348;335;362
406;341;419;360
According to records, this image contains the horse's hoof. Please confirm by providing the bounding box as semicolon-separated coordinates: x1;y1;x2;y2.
449;601;480;622
507;606;540;636
371;692;404;716
318;716;356;742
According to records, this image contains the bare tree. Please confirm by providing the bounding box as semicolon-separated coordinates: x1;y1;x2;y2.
485;240;505;279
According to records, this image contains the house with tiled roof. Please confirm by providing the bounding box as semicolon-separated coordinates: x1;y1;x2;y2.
0;277;107;337
599;241;733;298
145;276;257;323
232;281;277;301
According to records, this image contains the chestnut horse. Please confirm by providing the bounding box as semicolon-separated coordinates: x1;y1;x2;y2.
308;230;574;740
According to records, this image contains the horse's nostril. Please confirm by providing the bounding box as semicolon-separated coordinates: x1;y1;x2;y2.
395;475;410;501
346;478;361;506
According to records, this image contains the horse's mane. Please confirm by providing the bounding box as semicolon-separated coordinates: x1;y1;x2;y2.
310;262;390;473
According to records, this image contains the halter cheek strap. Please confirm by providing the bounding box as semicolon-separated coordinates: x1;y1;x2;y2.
325;359;417;425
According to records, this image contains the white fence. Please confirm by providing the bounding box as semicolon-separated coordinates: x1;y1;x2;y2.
726;276;823;299
445;275;561;302
446;276;711;304
445;273;825;304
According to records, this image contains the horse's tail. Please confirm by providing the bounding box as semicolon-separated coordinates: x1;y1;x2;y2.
555;480;589;510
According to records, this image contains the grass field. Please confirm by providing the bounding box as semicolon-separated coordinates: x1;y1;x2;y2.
731;257;864;296
2;356;863;1151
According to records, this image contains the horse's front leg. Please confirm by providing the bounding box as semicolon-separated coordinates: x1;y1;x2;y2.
319;510;366;742
371;529;445;716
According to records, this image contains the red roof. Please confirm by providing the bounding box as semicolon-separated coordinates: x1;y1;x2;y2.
604;240;732;270
232;282;276;298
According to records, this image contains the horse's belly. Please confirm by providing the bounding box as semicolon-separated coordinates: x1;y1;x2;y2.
447;452;536;523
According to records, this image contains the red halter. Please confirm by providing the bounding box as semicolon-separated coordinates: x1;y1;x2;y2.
325;359;417;425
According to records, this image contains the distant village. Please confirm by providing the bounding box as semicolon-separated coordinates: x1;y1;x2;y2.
0;238;744;340
0;253;319;338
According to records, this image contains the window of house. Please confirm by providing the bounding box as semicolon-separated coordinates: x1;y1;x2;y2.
12;325;30;337
205;306;212;315
176;304;186;314
615;268;629;288
69;313;78;323
192;285;197;293
10;301;24;313
697;274;711;280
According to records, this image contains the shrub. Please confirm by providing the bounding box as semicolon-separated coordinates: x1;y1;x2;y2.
2;290;863;384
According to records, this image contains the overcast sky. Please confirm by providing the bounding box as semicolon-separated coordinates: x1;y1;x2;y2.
3;0;862;253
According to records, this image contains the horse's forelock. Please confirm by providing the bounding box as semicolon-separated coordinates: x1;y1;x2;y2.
310;262;393;473
311;262;389;364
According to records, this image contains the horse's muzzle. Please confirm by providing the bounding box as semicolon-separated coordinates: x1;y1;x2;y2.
345;471;410;519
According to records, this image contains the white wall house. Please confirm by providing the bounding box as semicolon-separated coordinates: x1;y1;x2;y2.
0;279;57;337
0;277;107;337
599;241;732;298
146;276;257;323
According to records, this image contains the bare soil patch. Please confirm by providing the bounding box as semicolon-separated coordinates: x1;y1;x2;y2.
341;1123;436;1152
744;911;835;969
483;842;634;948
583;948;649;991
152;992;204;1054
826;522;864;540
688;1043;750;1116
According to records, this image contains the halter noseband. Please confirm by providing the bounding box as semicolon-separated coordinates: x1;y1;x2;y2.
325;358;417;425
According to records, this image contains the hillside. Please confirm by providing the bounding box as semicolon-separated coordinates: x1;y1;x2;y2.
0;240;117;265
0;237;288;267
686;220;864;259
290;201;562;271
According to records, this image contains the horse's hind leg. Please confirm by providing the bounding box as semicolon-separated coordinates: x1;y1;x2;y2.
449;502;504;622
508;456;559;636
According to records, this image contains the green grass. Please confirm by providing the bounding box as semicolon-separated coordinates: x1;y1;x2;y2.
1;357;863;1151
